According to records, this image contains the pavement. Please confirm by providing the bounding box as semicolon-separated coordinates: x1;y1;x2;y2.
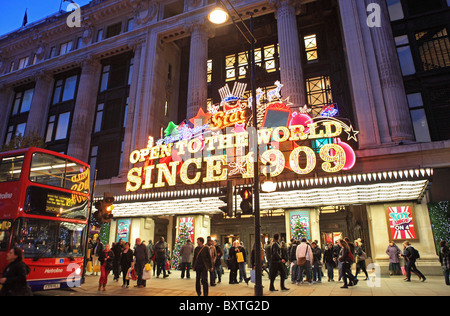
34;266;450;297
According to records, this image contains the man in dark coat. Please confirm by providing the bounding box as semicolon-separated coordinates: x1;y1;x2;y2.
192;237;213;296
269;233;289;292
134;238;149;288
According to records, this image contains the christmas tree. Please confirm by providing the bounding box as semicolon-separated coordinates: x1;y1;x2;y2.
292;219;307;240
172;223;193;269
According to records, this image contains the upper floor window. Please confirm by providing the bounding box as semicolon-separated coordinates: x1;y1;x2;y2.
12;88;34;116
415;27;450;71
52;74;79;105
386;0;404;21
60;41;73;55
304;34;318;62
106;23;122;39
18;57;29;70
395;35;416;76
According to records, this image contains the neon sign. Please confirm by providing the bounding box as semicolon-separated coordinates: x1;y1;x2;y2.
126;82;358;192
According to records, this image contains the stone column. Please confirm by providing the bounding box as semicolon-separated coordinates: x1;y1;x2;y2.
119;39;145;178
186;19;210;121
25;71;54;138
271;0;306;108
366;0;414;142
0;85;14;144
67;57;101;162
338;0;381;148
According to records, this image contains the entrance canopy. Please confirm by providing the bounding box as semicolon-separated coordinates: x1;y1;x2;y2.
111;168;432;218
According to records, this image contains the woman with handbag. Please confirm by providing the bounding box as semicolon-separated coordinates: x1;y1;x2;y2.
120;242;134;288
354;240;369;280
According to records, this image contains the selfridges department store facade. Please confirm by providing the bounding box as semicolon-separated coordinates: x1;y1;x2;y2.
1;0;449;275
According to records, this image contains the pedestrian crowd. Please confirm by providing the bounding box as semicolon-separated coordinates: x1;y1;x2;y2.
83;234;450;296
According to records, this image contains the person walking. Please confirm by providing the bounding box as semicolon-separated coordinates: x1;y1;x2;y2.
323;242;335;282
207;237;217;286
237;242;248;283
289;240;299;284
439;240;450;285
98;244;114;291
180;239;194;279
402;241;426;282
213;240;223;284
228;241;239;284
154;237;169;278
112;239;124;282
386;241;402;276
120;242;134;288
311;241;322;283
338;239;358;288
354;240;368;280
134;238;149;288
295;238;313;285
269;233;289;291
92;236;103;276
192;237;213;296
0;247;32;296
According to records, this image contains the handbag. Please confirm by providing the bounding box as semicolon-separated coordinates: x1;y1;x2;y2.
297;245;309;267
131;268;138;281
358;251;367;262
236;251;244;263
126;268;132;280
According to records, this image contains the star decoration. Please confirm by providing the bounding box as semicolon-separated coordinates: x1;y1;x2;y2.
189;108;212;128
232;123;246;134
344;124;359;142
164;121;179;137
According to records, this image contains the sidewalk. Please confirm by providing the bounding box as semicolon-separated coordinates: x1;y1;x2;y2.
35;268;449;297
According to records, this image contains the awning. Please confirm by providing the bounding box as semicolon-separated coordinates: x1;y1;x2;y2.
111;168;432;218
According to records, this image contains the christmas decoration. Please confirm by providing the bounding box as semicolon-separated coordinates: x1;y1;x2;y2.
291;218;308;240
171;221;194;269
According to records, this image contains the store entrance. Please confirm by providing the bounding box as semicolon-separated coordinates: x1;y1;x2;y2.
319;205;371;257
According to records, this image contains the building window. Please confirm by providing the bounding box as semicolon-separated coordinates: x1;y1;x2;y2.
306;76;333;117
415;27;450;71
207;59;213;83
405;0;443;16
9;61;15;72
60;41;73;55
45;112;71;142
304;34;318;62
407;93;431;142
100;65;110;92
128;58;134;86
394;35;416;76
12;88;34;116
96;29;103;42
224;44;279;82
18;57;29;70
49;46;56;59
106;23;122;39
127;18;134;32
52;74;79;104
94;103;104;133
386;0;404;21
4;123;26;145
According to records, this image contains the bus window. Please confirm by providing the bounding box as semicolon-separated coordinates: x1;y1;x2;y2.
30;153;90;194
0;220;13;251
12;218;85;259
24;186;88;220
0;155;24;182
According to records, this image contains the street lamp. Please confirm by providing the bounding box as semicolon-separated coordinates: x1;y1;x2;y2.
208;5;229;24
208;0;263;297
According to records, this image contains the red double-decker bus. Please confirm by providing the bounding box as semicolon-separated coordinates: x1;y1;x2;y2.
0;147;90;291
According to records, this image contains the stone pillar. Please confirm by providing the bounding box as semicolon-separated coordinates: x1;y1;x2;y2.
25;71;54;138
271;0;306;108
119;39;145;178
67;57;101;162
338;0;381;148
366;0;414;142
0;85;14;144
186;19;210;121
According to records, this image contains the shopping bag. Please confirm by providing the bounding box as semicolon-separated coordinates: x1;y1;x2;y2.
126;268;132;280
131;268;138;281
250;270;255;283
145;263;151;272
236;252;244;263
93;264;101;273
86;261;93;273
142;268;151;280
401;266;406;275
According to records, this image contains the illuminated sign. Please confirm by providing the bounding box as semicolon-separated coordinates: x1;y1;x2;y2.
126;82;359;192
386;205;418;241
